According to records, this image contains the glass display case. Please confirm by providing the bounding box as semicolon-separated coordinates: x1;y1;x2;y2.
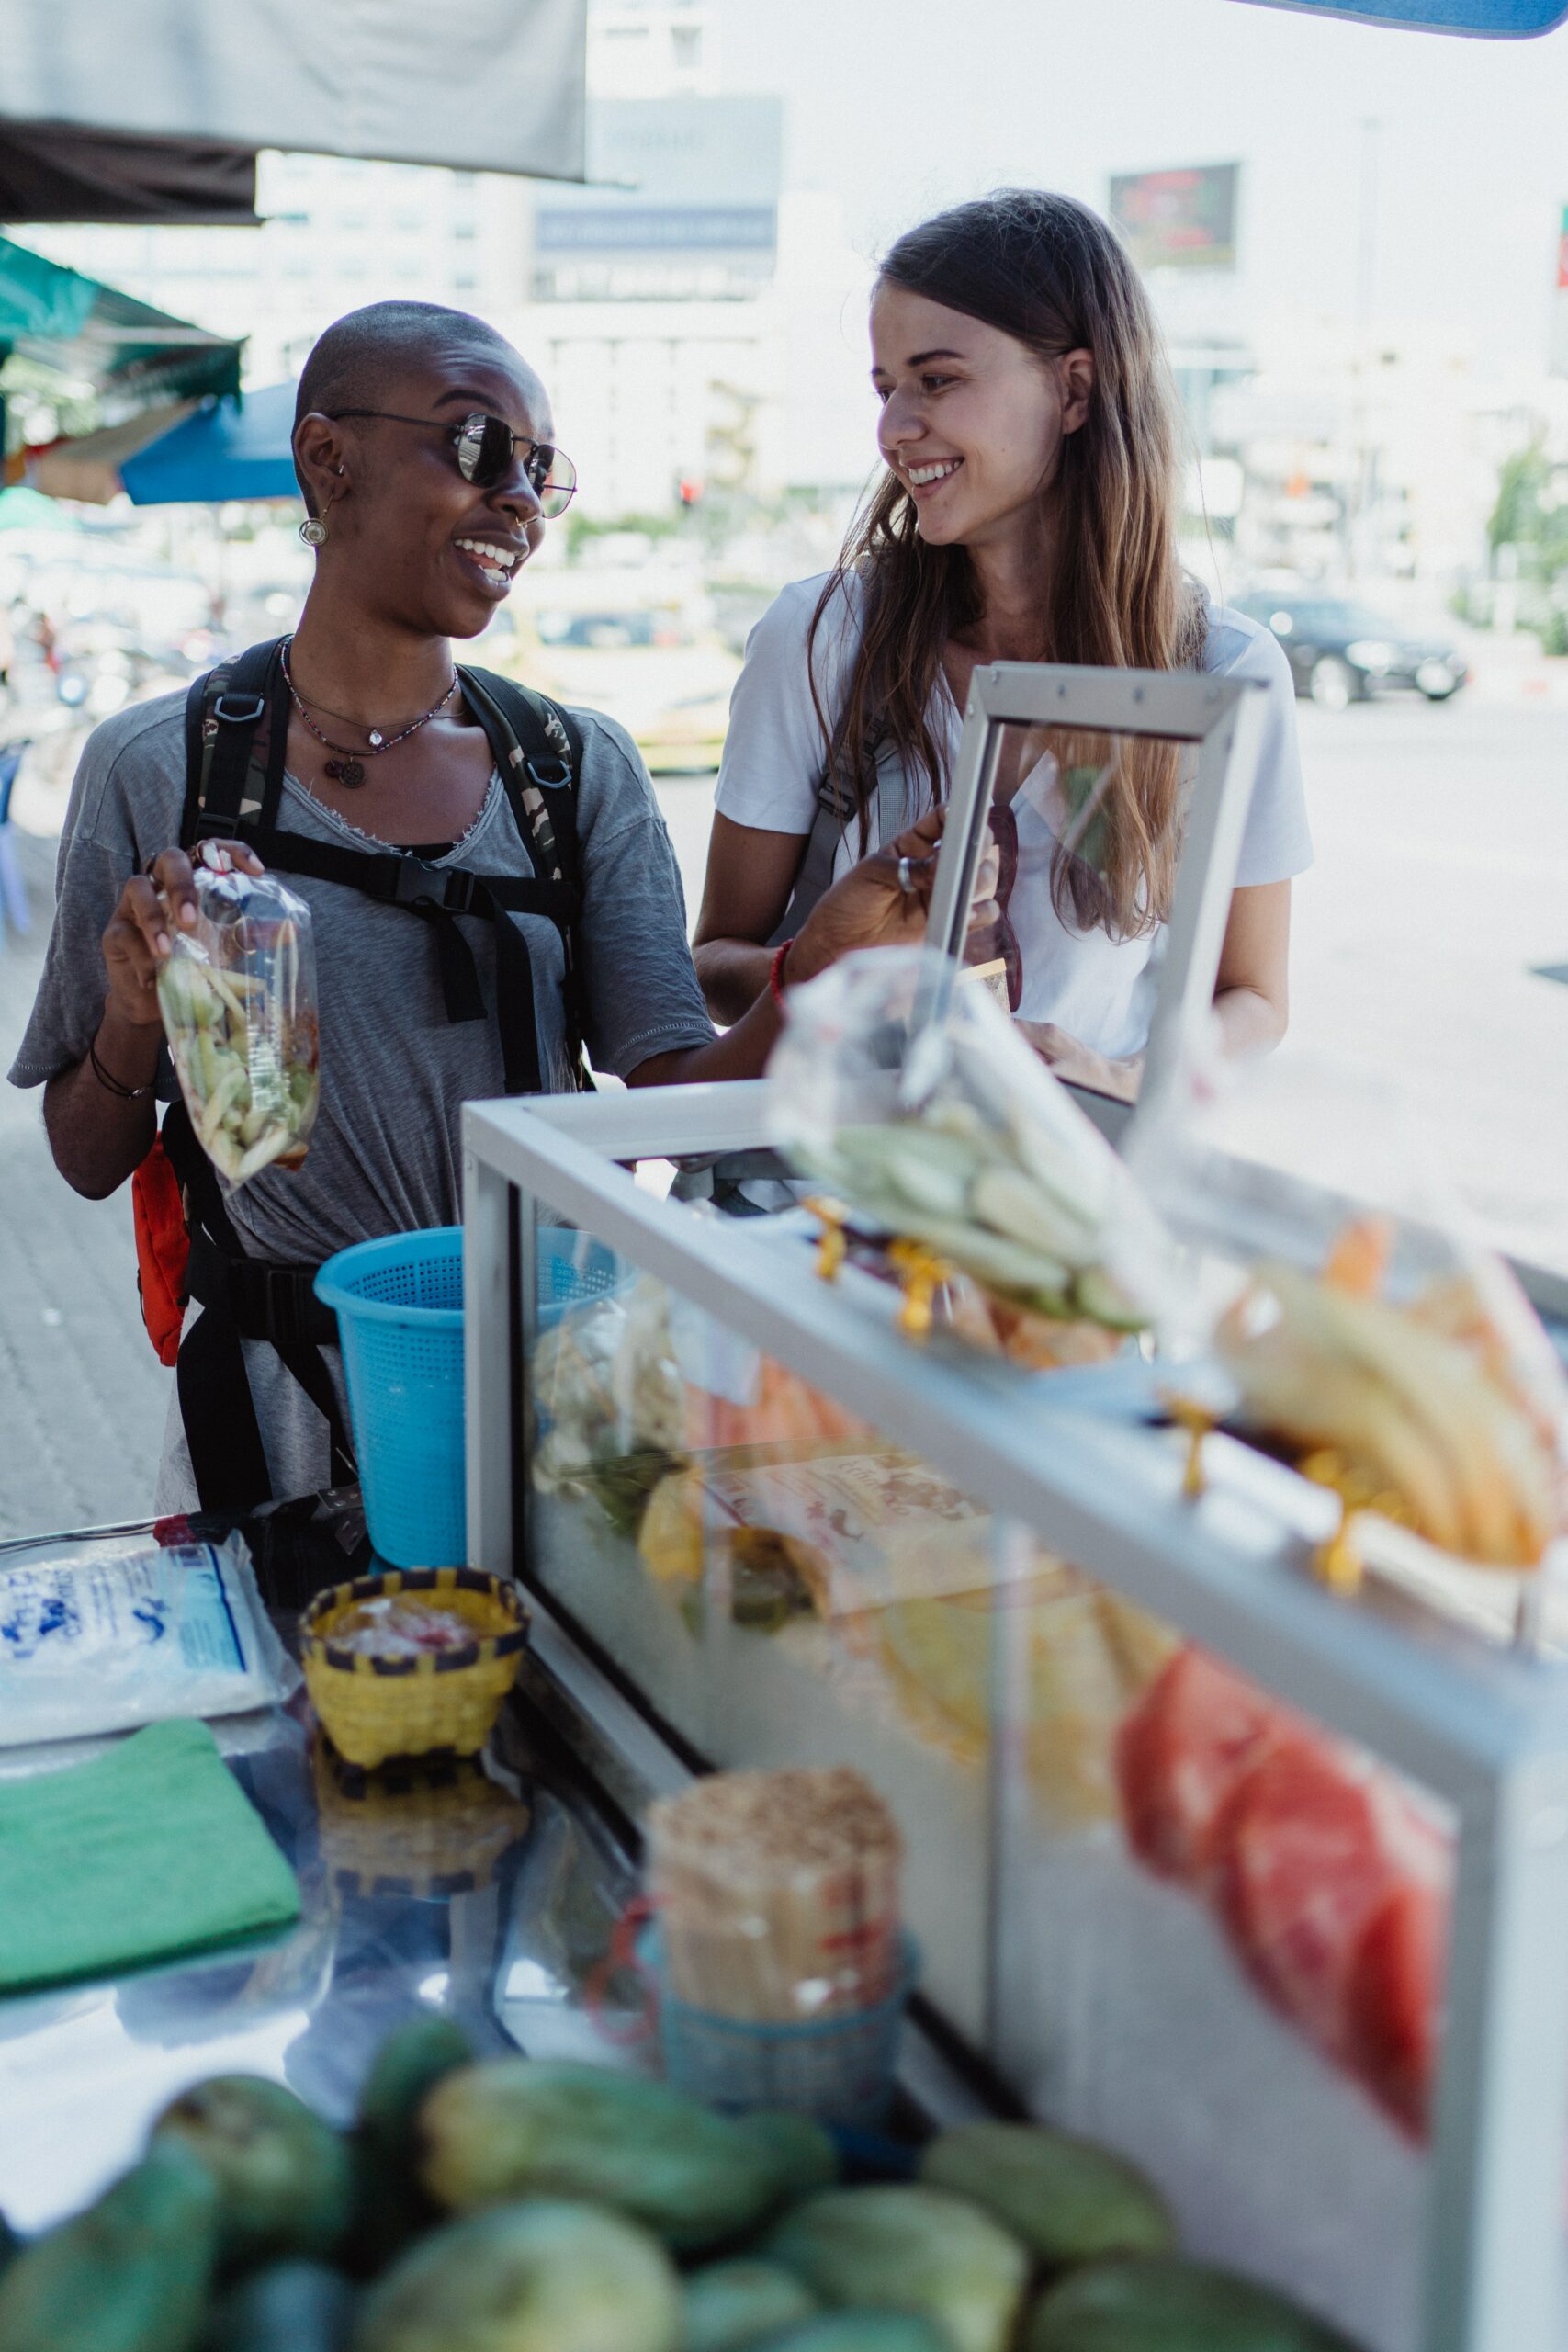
463;1078;1568;2352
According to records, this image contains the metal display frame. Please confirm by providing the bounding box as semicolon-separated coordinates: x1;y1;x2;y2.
465;1079;1568;2352
921;663;1269;1122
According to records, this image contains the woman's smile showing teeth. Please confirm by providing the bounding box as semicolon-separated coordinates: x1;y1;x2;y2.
906;457;964;493
455;537;525;591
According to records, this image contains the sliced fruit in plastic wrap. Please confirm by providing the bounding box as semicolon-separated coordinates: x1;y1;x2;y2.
1133;1052;1568;1576
157;847;320;1190
764;948;1179;1349
1114;1643;1452;2139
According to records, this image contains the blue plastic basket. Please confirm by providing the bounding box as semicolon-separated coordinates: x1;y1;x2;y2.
643;1927;918;2128
315;1227;627;1569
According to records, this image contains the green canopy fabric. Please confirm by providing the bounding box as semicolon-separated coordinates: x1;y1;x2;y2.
0;234;241;405
0;483;75;529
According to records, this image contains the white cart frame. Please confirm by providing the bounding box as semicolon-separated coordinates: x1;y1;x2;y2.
921;662;1269;1125
465;1080;1568;2352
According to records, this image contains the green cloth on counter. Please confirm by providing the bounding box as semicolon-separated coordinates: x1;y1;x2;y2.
0;1717;300;1995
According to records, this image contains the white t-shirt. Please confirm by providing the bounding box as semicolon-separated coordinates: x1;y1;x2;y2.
714;572;1313;1061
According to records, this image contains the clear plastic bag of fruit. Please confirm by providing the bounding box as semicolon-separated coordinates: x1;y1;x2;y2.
1134;1050;1568;1579
157;846;320;1189
764;945;1179;1359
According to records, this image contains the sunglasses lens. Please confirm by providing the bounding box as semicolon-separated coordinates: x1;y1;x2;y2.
537;450;577;519
457;414;576;512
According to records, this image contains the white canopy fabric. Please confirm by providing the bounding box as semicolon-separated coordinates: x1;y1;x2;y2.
0;0;587;181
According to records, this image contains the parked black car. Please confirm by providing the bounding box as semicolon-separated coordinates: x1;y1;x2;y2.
1234;594;1469;709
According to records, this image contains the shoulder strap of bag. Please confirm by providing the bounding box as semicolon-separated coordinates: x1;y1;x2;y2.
181;638;288;848
458;665;590;1085
768;771;852;949
458;666;582;893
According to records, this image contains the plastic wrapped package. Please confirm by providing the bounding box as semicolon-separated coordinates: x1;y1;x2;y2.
646;1766;903;2023
765;946;1178;1362
158;848;320;1189
1135;1054;1568;1587
0;1532;295;1746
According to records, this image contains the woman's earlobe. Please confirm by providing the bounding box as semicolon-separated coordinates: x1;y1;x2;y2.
1060;348;1096;435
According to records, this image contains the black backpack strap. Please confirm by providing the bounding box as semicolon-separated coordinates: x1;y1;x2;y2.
457;666;589;1085
460;665;582;891
163;1096;355;1511
181;639;288;848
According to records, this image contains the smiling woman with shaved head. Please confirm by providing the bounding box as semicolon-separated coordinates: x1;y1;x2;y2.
10;300;942;1514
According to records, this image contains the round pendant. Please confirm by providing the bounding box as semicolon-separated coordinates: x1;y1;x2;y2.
367;729;385;748
325;756;367;787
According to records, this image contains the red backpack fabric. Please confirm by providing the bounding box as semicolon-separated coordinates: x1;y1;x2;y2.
131;1135;187;1367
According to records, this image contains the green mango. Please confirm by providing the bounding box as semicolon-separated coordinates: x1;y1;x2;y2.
349;2198;680;2352
764;2185;1029;2352
0;2142;219;2352
684;2257;819;2352
418;2061;781;2252
1024;2256;1362;2351
203;2259;355;2352
919;2121;1174;2271
755;2321;951;2352
349;2015;474;2271
734;2112;840;2205
358;2016;476;2146
150;2075;356;2270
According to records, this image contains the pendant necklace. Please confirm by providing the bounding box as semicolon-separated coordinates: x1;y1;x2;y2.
281;641;458;788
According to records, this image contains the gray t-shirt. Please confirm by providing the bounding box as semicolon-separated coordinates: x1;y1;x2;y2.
10;687;716;1509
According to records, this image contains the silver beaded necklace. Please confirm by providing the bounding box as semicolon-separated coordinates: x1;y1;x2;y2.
281;640;458;789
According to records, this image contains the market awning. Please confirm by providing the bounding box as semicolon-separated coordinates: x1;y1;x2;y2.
1233;0;1567;28
0;235;242;406
0;123;257;227
0;0;587;193
27;385;299;504
122;384;298;505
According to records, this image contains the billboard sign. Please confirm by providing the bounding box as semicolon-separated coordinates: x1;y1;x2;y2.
1109;164;1240;272
535;96;782;277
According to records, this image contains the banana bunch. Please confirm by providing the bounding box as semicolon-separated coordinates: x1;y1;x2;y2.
1219;1261;1559;1568
810;1102;1145;1333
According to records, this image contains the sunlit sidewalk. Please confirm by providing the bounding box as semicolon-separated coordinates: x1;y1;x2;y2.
0;829;171;1541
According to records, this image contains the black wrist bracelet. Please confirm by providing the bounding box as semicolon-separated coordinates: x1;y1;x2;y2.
88;1036;154;1101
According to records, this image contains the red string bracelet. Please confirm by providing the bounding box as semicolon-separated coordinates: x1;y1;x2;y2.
768;935;795;1012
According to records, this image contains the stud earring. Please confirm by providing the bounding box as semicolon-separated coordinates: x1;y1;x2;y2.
299;516;328;546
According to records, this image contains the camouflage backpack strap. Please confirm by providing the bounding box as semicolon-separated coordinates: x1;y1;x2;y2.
458;666;582;898
458;666;589;1084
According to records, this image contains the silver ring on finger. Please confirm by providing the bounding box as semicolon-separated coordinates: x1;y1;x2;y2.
897;854;916;897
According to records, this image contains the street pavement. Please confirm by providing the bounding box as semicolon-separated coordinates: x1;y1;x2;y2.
4;673;1567;1542
0;824;174;1541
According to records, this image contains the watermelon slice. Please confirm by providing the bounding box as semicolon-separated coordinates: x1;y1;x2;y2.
1211;1738;1445;2078
1114;1647;1288;1885
1345;1878;1448;2135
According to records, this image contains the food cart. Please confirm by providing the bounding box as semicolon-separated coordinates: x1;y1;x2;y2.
3;7;1567;2343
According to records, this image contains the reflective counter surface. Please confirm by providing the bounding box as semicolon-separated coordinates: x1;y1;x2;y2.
0;1493;643;2235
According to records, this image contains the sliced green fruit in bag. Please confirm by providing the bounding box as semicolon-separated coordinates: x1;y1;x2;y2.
1071;1268;1148;1333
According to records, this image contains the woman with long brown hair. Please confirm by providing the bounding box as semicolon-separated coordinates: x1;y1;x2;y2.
694;189;1310;1099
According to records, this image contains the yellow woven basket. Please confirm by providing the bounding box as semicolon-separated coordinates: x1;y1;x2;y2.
299;1566;529;1770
